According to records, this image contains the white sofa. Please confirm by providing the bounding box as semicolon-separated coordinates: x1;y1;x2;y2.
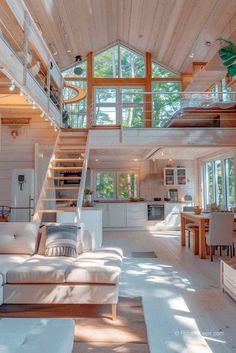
0;222;123;319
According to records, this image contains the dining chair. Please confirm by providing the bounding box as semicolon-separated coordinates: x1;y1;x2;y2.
205;212;234;261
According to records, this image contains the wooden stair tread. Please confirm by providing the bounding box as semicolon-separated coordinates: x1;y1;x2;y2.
57;142;86;147
55;150;85;154
48;176;81;180
62;128;89;132
46;186;80;189
60;135;87;139
50;166;83;170
54;158;84;162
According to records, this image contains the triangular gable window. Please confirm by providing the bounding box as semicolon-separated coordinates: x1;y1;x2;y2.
152;62;178;78
94;44;145;78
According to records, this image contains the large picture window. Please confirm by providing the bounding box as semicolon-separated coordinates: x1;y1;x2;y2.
203;157;235;209
95;87;144;127
94;171;139;200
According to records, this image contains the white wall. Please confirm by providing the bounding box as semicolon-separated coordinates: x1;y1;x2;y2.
0;114;56;207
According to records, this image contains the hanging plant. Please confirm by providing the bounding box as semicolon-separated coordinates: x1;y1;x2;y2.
217;38;236;77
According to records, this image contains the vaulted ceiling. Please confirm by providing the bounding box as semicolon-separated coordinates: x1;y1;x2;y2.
25;0;236;72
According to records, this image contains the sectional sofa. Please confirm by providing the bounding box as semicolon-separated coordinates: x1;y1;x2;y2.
0;222;123;320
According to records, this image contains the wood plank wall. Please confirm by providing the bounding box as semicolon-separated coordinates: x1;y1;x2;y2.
0;112;56;206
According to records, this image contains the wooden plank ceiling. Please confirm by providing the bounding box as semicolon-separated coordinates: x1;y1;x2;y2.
24;0;236;72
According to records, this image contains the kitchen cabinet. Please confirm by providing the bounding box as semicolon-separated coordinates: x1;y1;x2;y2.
164;168;187;186
97;203;109;227
97;202;147;229
108;204;126;227
126;203;147;227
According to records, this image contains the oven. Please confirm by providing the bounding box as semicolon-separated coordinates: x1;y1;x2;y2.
147;204;164;221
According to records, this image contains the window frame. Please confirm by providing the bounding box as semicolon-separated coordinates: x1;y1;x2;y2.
93;169;139;200
94;86;145;126
202;155;235;209
93;43;146;78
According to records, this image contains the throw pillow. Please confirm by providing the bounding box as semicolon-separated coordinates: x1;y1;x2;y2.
45;224;78;258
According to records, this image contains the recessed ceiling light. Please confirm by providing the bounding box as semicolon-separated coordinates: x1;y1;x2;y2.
189;52;194;58
95;159;99;162
67;49;72;53
205;41;212;47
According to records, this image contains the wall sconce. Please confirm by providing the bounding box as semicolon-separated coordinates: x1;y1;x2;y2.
11;130;18;139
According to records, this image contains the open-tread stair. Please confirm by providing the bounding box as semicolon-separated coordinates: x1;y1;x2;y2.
34;130;89;221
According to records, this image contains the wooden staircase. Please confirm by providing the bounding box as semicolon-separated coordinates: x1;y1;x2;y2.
33;130;89;222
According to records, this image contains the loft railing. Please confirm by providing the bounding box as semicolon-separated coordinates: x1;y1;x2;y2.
86;91;236;129
0;0;63;126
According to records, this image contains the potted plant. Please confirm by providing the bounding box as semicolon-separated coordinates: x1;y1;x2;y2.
84;188;93;206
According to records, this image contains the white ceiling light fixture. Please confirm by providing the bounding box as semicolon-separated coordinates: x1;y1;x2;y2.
189;53;194;58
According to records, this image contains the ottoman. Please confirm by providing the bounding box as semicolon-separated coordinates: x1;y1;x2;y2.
0;318;75;353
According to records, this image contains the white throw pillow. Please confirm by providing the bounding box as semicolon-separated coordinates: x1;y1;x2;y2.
81;230;96;252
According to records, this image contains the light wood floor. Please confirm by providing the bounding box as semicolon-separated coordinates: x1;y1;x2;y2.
103;229;236;353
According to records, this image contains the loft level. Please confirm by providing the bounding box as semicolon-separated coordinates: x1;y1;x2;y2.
0;0;63;126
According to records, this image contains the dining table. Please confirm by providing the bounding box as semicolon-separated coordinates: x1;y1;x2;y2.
180;212;236;259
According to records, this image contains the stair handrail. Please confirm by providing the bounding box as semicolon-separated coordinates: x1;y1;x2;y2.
77;136;90;221
33;131;61;222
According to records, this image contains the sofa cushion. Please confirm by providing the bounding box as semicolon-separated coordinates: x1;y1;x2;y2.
0;222;40;255
6;247;123;285
0;254;30;283
0;318;75;353
65;248;123;284
6;255;74;284
45;224;78;258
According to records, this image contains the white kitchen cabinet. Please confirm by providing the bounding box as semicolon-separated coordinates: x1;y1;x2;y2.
97;203;110;227
126;203;147;227
108;203;126;227
164;168;187;186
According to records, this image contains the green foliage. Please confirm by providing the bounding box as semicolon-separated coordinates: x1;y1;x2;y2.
152;82;181;127
217;38;236;77
95;173;115;199
152;62;178;78
94;44;145;78
118;173;138;199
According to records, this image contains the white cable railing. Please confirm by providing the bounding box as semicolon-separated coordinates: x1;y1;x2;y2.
86;91;236;128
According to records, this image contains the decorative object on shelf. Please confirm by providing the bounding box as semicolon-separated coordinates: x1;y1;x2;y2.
194;205;202;215
217;38;236;77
